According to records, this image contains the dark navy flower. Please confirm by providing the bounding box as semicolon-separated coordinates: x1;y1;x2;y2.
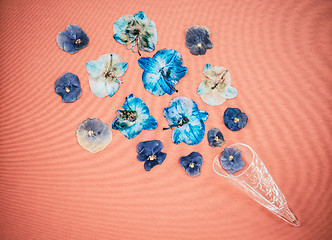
112;94;158;139
54;72;82;103
220;147;245;174
113;11;157;55
76;118;112;153
179;152;203;177
197;64;237;106
136;140;167;171
207;128;225;147
86;53;128;98
57;24;89;54
163;97;208;145
185;25;213;55
138;49;188;96
224;108;248;131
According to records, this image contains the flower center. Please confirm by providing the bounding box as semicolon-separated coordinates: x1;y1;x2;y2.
120;110;137;122
178;116;189;127
147;155;156;161
88;130;94;137
65;87;70;93
228;156;234;161
75;39;82;44
189;163;195;168
214;136;219;141
197;43;203;48
234;118;240;123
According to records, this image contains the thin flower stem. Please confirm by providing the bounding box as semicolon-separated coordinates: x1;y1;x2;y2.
161;72;178;92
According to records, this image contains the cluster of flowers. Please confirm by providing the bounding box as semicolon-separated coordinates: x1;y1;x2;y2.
55;11;249;177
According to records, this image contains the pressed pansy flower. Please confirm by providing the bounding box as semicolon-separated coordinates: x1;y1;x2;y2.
76;118;112;153
54;72;82;103
57;24;89;54
136;140;167;171
220;146;245;174
224;108;248;131
197;64;237;106
138;49;188;96
86;53;128;98
185;25;213;55
207;128;225;147
163;97;208;145
112;94;157;139
179;152;203;177
113;11;157;55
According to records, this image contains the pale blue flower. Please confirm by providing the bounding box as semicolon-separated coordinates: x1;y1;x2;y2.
86;53;128;98
197;64;237;106
113;11;157;55
112;94;157;139
138;49;188;96
163;97;208;145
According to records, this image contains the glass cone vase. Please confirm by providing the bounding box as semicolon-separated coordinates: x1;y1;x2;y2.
213;143;300;226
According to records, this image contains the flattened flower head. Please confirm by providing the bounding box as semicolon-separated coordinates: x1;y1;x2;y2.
224;108;248;131
112;94;158;139
113;11;157;55
185;25;213;55
207;128;225;147
197;64;237;106
76;118;112;153
163;97;208;145
220;147;245;174
57;24;89;54
86;53;128;98
136;140;167;171
138;49;188;96
179;152;203;177
54;72;82;103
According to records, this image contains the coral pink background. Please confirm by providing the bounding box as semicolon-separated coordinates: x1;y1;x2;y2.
1;0;331;239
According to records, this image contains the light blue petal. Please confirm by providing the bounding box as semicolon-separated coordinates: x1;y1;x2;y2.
89;76;109;98
167;65;188;81
178;118;205;145
169;97;199;117
142;115;158;130
133;11;147;22
138;57;160;73
112;62;128;78
197;81;211;95
119;123;143;139
163;105;182;125
172;127;183;144
142;72;165;96
123;95;149;115
105;80;120;97
203;64;213;76
219;85;238;99
113;33;127;44
198;110;209;122
158;75;176;95
86;61;105;78
153;49;183;67
113;15;133;36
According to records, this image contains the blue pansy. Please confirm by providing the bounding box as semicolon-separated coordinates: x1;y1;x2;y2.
113;11;157;55
112;94;157;139
138;49;188;96
224;108;248;131
197;64;237;106
207;128;225;147
163;97;208;145
179;152;203;177
76;118;112;153
86;53;128;98
185;25;213;55
54;72;82;103
136;140;167;171
57;24;89;54
220;147;245;174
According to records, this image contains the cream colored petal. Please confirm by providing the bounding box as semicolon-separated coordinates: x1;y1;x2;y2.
200;90;226;106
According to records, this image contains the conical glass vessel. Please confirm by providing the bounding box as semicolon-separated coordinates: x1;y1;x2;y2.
213;143;300;226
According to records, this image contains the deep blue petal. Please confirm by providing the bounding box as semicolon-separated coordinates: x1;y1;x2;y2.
119;123;143;139
167;65;188;81
156;152;167;164
179;158;190;169
142;115;158;131
187;152;203;165
133;11;147;21
63;41;77;54
56;32;73;51
185;165;201;177
189;45;207;55
158;74;176;95
123;95;149;115
176;119;205;145
163;105;182;125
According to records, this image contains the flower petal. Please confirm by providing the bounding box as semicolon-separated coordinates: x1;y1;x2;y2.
86;60;106;78
138;57;160;73
156;151;167;164
142;72;165;96
186;165;201;177
189;44;206;55
89;76;117;98
219;85;238;99
200;90;226;106
63;41;77;54
167;65;188;81
98;53;123;67
119;123;143;139
197;80;212;95
173;118;205;145
133;11;147;22
122;95;150;115
56;32;72;50
163;105;182;125
188;152;203;165
111;62;128;78
105;79;120;97
113;14;134;39
153;49;183;67
142;115;158;131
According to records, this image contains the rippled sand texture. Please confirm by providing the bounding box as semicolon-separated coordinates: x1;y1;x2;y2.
0;0;331;239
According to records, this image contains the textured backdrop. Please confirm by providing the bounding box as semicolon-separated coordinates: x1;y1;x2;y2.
0;0;331;239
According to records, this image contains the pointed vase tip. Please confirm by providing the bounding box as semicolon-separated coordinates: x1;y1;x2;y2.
274;206;300;227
